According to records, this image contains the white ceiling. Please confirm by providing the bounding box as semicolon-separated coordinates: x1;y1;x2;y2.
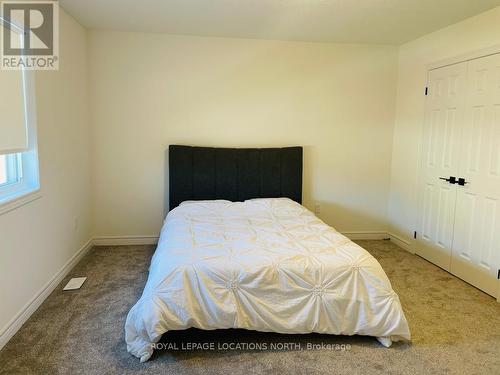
60;0;500;45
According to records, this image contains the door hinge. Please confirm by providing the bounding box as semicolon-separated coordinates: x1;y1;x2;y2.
413;231;417;239
425;87;428;96
497;270;500;280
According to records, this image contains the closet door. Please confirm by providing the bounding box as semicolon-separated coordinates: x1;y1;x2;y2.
451;53;500;296
416;63;467;270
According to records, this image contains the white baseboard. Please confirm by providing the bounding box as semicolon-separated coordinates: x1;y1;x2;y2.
342;231;389;240
93;234;412;252
90;234;410;250
92;235;159;246
342;231;414;253
0;238;94;351
387;232;413;253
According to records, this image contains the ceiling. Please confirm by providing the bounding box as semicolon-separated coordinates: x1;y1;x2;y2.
60;0;500;45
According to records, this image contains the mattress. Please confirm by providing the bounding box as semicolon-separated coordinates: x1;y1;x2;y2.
125;198;411;362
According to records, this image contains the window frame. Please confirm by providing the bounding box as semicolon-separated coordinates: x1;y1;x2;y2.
0;27;40;215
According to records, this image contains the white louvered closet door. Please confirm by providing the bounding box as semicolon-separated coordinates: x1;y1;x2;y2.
416;62;467;271
418;53;500;298
450;53;500;297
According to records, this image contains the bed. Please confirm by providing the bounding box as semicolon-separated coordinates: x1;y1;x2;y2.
125;146;411;362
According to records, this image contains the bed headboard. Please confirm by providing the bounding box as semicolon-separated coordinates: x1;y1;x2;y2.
169;145;303;210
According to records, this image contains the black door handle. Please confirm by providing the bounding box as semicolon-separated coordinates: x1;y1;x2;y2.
439;176;457;184
457;178;469;186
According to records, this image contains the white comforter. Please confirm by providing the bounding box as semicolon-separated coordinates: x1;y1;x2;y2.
125;198;410;362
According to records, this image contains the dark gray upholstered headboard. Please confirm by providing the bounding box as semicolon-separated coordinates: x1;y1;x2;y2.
169;145;303;210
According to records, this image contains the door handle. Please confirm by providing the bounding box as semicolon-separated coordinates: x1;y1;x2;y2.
457;178;469;186
439;176;457;184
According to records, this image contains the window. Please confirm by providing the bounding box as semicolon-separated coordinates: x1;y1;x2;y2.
0;150;39;206
0;148;39;210
0;25;40;212
0;153;22;187
0;155;9;185
0;63;40;210
0;71;40;211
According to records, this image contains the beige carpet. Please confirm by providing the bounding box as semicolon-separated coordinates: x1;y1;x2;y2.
0;240;499;375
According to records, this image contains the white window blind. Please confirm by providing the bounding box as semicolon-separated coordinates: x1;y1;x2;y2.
0;68;28;155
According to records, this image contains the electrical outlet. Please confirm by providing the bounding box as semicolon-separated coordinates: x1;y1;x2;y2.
73;216;79;231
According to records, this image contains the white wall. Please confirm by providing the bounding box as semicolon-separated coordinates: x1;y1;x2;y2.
89;31;399;237
388;6;500;246
0;10;92;342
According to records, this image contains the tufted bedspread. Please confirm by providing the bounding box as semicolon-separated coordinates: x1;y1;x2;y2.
125;198;411;362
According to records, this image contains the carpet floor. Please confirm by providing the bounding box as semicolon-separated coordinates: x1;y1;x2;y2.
0;240;499;375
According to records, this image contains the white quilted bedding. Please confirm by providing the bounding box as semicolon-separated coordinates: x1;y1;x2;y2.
125;198;411;362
